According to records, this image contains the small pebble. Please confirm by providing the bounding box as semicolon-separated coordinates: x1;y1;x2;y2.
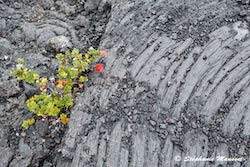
21;132;26;137
159;124;167;129
149;119;157;126
127;124;133;133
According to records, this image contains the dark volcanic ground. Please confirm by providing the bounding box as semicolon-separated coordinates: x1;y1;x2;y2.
1;0;250;167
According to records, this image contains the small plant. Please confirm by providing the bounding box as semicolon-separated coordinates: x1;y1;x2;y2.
21;117;35;129
12;48;107;129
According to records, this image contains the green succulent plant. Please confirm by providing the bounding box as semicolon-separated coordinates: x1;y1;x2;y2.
12;47;106;129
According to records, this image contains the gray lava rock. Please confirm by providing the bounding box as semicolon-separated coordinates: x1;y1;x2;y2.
84;0;101;12
38;0;54;10
149;119;157;126
0;79;21;98
0;38;13;57
0;128;7;147
10;138;34;167
10;29;24;43
43;161;53;167
0;19;6;31
53;26;67;36
37;30;56;47
18;139;32;157
170;33;178;40
159;124;167;129
13;2;22;9
54;1;75;16
47;35;72;52
23;83;40;99
57;2;75;16
35;119;49;137
29;4;45;22
76;15;90;28
9;155;32;167
24;53;50;69
50;58;60;71
21;23;37;42
0;147;13;167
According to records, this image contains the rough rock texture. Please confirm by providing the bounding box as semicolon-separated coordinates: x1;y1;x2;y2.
0;79;21;97
53;0;250;167
47;35;72;52
1;0;250;166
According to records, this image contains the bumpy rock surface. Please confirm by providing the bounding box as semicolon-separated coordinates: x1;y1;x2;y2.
1;0;250;166
47;35;72;52
0;79;21;97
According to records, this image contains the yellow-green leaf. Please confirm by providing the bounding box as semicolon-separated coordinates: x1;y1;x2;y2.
22;118;35;129
79;76;88;82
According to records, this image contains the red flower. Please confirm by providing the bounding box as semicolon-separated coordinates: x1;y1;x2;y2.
95;64;104;73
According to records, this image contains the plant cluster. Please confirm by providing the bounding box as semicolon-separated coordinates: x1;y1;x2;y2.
12;48;107;129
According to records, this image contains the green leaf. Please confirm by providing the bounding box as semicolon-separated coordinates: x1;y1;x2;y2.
64;85;72;93
81;61;89;72
72;59;81;68
29;117;35;125
48;107;60;117
68;67;78;79
62;94;73;107
22;118;35;129
79;76;88;82
11;61;40;84
60;113;67;119
65;50;71;57
21;121;29;129
26;97;39;113
17;57;24;64
58;67;68;79
56;53;64;61
71;48;79;58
